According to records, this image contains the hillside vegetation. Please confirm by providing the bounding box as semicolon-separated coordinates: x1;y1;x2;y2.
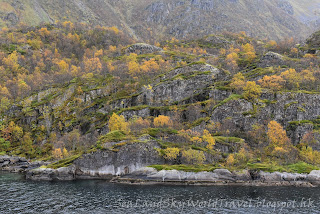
1;22;320;172
0;0;319;41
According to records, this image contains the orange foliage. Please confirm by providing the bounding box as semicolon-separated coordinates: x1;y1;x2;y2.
257;75;285;91
154;115;172;128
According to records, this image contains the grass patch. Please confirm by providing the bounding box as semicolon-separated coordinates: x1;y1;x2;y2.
98;130;127;143
45;153;83;169
247;162;286;172
145;128;178;137
247;161;318;174
287;162;319;174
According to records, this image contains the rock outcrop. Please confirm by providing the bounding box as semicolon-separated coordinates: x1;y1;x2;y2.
0;155;48;173
126;43;163;55
259;51;284;67
26;140;165;181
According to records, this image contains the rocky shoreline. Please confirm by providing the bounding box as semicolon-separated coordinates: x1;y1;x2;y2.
2;155;320;187
0;155;49;173
25;165;320;187
110;167;320;187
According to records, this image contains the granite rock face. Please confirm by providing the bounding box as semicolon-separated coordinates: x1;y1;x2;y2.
26;140;165;181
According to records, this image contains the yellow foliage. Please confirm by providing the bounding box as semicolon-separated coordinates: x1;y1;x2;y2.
280;68;301;88
53;148;63;159
191;136;203;144
163;147;180;160
83;57;102;73
226;154;235;166
230;72;246;91
243;81;261;101
94;49;103;58
267;121;290;147
39;28;50;37
106;61;115;73
226;52;239;61
109;26;120;34
300;146;320;165
219;48;226;55
242;43;255;53
182;149;206;164
290;48;298;54
301;69;315;83
70;65;80;77
109;113;130;133
241;43;256;61
257;75;284;91
56;60;69;73
141;58;160;73
62;148;69;158
108;45;117;52
144;84;153;92
154;115;172;128
3;51;19;73
203;129;215;150
62;21;74;29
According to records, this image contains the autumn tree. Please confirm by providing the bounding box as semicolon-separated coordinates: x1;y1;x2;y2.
267;121;290;147
109;113;130;133
53;148;63;159
126;53;140;76
129;116;151;134
182;149;206;164
162;147;180;161
154;115;172;128
230;72;246;92
140;58;160;73
21;132;34;158
3;51;20;76
202;129;215;150
225;52;239;71
241;43;256;62
280;68;301;89
300;69;316;89
243;81;261;101
257;75;285;91
266;121;297;163
265;40;277;50
83;57;102;74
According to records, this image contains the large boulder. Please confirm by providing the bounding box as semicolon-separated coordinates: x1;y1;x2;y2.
307;170;320;184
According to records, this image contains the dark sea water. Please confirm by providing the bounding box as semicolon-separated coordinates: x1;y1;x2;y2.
1;172;320;214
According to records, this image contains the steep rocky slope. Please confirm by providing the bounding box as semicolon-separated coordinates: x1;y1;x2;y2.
2;23;320;180
0;0;319;40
